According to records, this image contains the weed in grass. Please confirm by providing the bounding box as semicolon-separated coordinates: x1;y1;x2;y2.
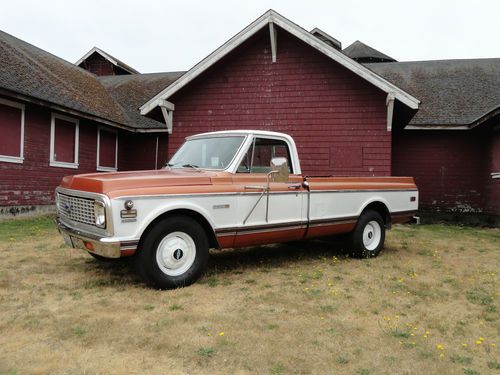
320;305;336;313
336;356;349;364
463;369;480;375
326;328;338;336
392;329;410;338
419;351;433;359
169;304;182;311
70;291;82;300
271;363;285;374
144;304;155;311
1;370;19;375
466;287;494;306
245;278;256;284
196;347;216;358
203;276;220;287
357;368;370;375
450;355;472;365
72;325;87;337
266;324;278;330
487;361;500;369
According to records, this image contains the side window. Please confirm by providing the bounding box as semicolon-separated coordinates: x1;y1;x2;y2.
0;98;24;163
50;113;79;169
237;137;292;173
97;127;118;171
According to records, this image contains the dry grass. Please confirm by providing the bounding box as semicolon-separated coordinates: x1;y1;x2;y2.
0;216;498;375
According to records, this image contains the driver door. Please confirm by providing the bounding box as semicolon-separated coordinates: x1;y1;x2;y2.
232;136;306;247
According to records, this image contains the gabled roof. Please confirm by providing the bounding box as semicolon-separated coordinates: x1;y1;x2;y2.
76;46;140;74
343;40;396;63
0;30;166;131
366;58;500;128
140;9;419;116
99;72;184;130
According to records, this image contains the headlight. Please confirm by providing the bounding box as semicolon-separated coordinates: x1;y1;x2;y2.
94;201;106;228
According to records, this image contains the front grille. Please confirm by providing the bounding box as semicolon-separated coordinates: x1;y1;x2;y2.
57;193;95;226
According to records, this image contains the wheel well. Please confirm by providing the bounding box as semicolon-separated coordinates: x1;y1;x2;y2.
138;209;220;251
362;202;391;228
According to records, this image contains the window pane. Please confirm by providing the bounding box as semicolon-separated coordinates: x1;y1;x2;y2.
54;118;76;163
99;129;116;168
0;103;21;157
243;138;292;173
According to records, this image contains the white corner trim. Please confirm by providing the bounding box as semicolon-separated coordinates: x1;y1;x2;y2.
140;9;420;116
0;97;25;163
50;113;79;169
491;172;500;179
269;22;277;63
160;101;175;134
386;92;395;132
96;126;118;171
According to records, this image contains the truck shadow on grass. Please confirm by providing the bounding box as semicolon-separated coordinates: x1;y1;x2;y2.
205;238;350;275
79;236;394;289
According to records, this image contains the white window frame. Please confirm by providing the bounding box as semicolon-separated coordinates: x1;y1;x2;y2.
96;126;118;172
0;98;25;164
50;113;79;169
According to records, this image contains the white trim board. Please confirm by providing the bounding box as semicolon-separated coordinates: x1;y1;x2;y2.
0;97;25;164
140;9;420;116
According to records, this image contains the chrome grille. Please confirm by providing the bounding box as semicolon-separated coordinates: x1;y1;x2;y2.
57;193;95;226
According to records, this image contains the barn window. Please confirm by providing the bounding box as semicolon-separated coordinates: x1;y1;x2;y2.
96;126;118;171
50;113;79;169
0;98;25;163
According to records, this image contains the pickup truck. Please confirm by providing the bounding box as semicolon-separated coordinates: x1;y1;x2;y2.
55;130;418;289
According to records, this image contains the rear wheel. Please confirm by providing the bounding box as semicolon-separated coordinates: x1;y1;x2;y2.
136;216;209;289
349;210;385;258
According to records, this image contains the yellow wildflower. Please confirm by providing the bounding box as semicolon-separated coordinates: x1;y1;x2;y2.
436;344;444;350
219;332;224;336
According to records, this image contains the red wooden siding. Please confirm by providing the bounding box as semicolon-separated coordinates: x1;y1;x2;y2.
82;53;115;76
98;128;117;168
169;28;390;176
0;103;22;156
392;130;487;213
53;118;76;163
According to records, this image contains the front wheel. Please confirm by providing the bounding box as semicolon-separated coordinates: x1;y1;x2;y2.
136;216;209;289
349;210;385;258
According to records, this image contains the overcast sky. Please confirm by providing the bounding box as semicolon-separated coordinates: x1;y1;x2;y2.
1;0;499;73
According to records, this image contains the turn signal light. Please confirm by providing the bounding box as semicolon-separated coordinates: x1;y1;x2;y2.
84;241;94;251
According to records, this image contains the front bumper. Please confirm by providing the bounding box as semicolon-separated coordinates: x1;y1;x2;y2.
55;217;123;258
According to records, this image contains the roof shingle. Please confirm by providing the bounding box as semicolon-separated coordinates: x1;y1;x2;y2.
367;58;500;126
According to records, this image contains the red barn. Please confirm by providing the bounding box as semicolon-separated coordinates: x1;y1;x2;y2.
0;10;499;223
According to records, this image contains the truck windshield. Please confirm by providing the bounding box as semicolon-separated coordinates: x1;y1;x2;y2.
167;136;245;170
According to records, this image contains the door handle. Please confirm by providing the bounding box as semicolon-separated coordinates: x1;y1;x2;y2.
287;184;302;190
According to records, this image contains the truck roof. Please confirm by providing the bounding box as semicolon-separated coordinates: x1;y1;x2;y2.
187;129;295;142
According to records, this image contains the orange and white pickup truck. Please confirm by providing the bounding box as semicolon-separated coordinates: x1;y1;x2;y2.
55;130;418;288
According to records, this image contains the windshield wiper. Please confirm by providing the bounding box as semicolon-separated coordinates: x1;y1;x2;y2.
182;164;200;170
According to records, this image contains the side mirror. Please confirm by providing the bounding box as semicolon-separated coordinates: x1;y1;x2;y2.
270;157;290;182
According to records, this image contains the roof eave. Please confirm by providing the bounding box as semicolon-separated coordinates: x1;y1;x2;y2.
140;9;419;115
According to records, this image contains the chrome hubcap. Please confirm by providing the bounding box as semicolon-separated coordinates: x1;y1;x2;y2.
156;231;196;276
362;221;382;251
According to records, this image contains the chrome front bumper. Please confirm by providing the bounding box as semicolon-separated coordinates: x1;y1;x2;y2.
55;217;121;258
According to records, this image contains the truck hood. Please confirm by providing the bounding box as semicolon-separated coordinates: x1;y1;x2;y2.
60;169;216;195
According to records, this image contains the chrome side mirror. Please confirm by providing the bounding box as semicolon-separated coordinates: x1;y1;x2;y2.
270;157;289;182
